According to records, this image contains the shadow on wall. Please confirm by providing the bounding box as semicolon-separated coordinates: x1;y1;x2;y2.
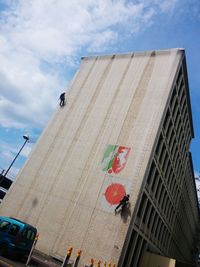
115;203;131;223
32;198;38;208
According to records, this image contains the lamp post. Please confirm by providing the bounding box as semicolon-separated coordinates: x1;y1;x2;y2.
4;135;30;177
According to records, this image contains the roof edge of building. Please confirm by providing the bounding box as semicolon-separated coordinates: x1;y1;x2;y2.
182;51;195;138
81;48;185;60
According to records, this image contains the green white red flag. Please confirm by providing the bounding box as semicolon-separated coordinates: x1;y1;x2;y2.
101;145;130;174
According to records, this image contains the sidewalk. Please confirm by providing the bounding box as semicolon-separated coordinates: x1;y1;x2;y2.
31;251;62;267
0;251;62;267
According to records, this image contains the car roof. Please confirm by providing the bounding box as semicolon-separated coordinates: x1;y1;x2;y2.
0;216;37;230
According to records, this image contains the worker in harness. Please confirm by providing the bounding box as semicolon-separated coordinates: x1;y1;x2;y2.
59;92;66;107
115;194;130;214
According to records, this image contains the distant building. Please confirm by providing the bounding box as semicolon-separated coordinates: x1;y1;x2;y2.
0;169;13;203
0;49;199;267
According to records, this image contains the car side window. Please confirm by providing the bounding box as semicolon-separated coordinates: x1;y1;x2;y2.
8;224;20;236
0;221;11;232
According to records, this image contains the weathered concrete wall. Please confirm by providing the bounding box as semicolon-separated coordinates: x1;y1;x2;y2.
0;49;182;265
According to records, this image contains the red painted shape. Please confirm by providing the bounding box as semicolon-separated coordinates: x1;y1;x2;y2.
111;146;130;174
104;183;126;205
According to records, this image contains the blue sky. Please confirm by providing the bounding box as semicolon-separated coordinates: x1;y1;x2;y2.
0;0;200;179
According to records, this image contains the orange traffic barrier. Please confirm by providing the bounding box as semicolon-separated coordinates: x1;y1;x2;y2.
90;258;94;267
35;234;39;241
62;246;73;267
73;250;82;267
67;246;73;256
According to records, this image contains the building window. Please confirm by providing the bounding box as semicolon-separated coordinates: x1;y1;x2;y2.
137;194;147;219
147;161;156;187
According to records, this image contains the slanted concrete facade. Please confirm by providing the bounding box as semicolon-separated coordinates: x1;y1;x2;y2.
0;49;199;267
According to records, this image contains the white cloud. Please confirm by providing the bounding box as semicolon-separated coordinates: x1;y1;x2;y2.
195;171;200;179
0;0;190;130
1;149;14;162
20;144;32;158
0;138;33;179
88;30;118;52
159;0;179;13
1;0;200;178
7;166;20;178
0;139;32;159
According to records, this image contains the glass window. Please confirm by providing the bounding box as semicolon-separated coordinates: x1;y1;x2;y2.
152;214;159;236
147;208;154;229
178;82;184;100
163;110;170;133
177;68;183;85
147;161;156;186
163;155;170;175
137;194;147;219
22;228;36;240
155;179;162;200
170;89;177;111
166;121;173;140
8;224;20;236
0;221;11;232
158;186;165;206
155;135;163;158
152;170;159;193
142;201;151;224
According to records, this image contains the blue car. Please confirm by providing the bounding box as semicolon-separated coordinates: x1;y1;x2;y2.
0;216;37;259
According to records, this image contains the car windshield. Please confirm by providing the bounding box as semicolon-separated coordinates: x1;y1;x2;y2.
22;228;36;241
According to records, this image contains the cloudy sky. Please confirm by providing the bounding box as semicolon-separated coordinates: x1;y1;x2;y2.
0;0;200;179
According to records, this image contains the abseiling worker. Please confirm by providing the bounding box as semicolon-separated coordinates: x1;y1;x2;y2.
59;92;65;107
115;194;130;213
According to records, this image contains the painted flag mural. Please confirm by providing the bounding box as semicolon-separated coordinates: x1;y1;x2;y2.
99;175;133;213
101;145;131;174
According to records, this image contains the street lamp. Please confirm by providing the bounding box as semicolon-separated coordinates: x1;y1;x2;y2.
4;135;30;177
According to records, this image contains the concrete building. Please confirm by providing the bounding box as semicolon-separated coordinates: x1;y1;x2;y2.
0;49;199;267
195;177;200;206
